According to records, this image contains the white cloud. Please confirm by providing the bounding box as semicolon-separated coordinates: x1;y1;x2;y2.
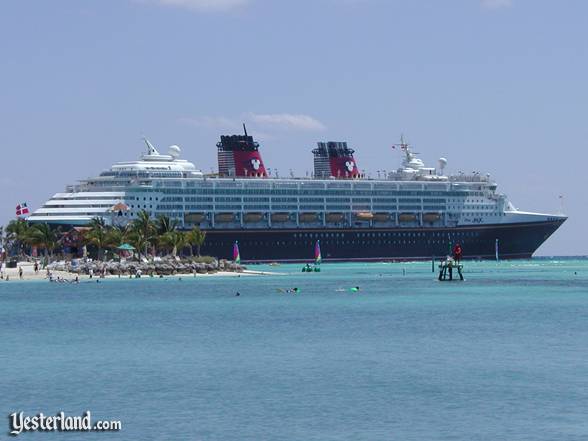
481;0;512;9
179;113;326;132
147;0;249;12
247;113;326;131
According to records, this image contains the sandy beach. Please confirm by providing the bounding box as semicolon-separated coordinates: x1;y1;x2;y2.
0;262;278;282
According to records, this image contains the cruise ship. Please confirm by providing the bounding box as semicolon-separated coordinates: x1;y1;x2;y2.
28;130;567;261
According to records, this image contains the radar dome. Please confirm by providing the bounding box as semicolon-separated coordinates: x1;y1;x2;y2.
168;145;181;158
438;157;447;168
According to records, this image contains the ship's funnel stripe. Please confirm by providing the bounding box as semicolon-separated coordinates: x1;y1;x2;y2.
313;141;359;179
217;134;267;177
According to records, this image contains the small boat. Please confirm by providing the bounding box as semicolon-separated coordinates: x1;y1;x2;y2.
423;212;441;223
215;213;236;223
398;213;417;222
302;240;322;272
373;212;391;222
233;241;241;264
326;212;345;223
270;212;290;223
354;211;374;221
299;212;318;223
243;212;264;223
184;212;206;223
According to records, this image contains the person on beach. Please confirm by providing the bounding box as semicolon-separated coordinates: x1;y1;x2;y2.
18;267;23;280
34;262;39;274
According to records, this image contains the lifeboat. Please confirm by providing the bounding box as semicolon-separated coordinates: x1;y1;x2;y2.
184;212;206;223
299;212;319;223
215;213;236;223
243;212;264;223
270;212;290;223
326;212;345;223
354;211;374;221
373;212;391;222
423;212;441;223
398;213;417;223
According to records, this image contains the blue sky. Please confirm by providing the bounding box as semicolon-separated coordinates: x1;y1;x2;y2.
1;0;585;255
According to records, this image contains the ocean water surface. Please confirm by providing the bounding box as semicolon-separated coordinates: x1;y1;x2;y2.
1;259;588;440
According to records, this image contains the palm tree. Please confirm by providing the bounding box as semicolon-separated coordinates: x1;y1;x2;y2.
131;210;156;258
0;225;5;252
85;217;108;260
186;227;206;257
155;215;179;255
106;225;128;250
27;223;59;261
0;225;7;263
156;214;178;235
161;231;186;258
128;230;148;261
5;219;31;257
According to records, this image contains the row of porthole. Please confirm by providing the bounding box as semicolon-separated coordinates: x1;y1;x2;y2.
293;231;482;238
207;239;485;248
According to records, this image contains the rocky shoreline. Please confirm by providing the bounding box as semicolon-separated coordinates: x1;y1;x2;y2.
47;258;245;276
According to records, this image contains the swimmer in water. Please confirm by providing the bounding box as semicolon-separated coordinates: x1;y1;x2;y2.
235;292;241;296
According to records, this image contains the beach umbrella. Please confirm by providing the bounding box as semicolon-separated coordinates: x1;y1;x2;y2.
117;243;136;251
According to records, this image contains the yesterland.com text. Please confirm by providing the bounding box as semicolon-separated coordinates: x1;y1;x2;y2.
8;411;121;436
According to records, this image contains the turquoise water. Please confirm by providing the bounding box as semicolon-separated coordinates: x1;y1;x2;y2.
2;260;588;440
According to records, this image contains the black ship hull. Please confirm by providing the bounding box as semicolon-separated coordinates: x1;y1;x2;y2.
200;220;565;262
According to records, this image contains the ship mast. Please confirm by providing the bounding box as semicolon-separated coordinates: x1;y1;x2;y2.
143;137;160;156
392;134;415;164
